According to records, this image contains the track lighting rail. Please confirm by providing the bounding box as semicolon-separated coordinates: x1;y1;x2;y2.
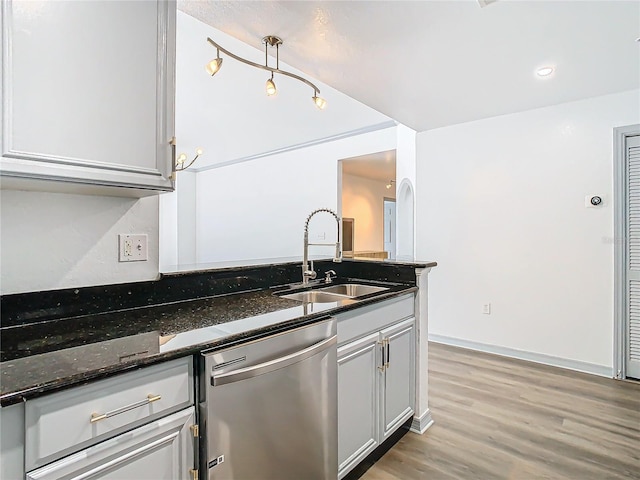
206;37;321;94
206;35;327;109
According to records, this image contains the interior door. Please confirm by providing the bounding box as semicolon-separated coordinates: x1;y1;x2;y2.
626;134;640;379
384;199;396;260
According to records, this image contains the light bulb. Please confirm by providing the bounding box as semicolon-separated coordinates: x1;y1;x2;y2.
386;183;392;189
195;148;203;156
536;66;554;77
177;153;187;164
205;57;223;76
312;94;327;110
266;77;277;96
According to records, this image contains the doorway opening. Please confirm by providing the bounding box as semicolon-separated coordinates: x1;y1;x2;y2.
339;150;396;260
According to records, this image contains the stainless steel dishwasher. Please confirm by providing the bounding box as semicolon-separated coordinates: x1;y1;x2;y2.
200;318;338;480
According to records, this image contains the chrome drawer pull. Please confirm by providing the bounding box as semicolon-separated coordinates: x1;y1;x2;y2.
90;394;162;423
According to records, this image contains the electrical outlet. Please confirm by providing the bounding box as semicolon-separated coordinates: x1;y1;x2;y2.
483;303;491;315
119;234;148;262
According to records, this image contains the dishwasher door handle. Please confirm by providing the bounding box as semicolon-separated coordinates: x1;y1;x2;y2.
212;335;337;386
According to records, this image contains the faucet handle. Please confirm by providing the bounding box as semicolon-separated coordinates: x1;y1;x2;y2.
303;260;317;282
324;270;337;283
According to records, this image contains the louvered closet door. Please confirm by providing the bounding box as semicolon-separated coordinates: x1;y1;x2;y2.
626;134;640;379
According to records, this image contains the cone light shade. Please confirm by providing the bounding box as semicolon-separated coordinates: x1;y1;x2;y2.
266;77;277;96
312;94;327;110
206;57;223;76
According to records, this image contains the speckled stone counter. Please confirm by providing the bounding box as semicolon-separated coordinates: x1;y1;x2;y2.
0;259;435;406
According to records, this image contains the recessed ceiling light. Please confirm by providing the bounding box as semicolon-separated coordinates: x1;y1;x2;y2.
536;66;554;77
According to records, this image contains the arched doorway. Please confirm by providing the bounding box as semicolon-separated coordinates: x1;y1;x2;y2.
396;178;415;260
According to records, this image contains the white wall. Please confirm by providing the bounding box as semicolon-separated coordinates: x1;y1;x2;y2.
159;171;197;271
159;186;178;270
1;191;160;294
342;173;395;252
396;124;417;191
195;127;396;264
396;124;417;259
416;89;640;374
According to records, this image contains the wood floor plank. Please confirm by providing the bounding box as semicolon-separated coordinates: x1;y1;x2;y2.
362;342;640;480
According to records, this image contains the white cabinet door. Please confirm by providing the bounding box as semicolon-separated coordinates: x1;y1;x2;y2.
380;318;415;441
26;407;196;480
1;0;176;196
337;332;380;479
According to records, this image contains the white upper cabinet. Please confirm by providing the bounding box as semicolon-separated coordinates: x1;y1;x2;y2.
1;0;176;196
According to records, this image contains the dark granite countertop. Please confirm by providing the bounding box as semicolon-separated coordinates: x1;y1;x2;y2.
0;278;418;406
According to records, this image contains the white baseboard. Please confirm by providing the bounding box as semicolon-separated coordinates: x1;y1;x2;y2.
429;334;613;378
410;409;434;435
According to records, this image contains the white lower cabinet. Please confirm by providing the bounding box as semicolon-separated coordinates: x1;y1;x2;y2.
337;295;416;480
26;407;196;480
17;357;196;480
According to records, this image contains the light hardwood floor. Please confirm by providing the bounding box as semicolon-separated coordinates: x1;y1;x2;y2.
363;342;640;480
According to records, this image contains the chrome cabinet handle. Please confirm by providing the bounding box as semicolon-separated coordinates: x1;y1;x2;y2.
90;394;162;424
385;338;390;369
378;340;386;372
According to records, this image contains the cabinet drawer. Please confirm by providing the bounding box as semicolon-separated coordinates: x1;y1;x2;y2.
25;357;193;471
337;294;414;345
26;407;195;480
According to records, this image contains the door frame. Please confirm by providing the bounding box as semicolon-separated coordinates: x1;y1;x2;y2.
614;124;640;380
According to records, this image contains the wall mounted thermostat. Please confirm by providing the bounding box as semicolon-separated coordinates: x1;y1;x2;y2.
585;195;604;208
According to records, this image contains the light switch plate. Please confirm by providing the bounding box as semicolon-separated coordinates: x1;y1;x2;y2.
119;234;148;262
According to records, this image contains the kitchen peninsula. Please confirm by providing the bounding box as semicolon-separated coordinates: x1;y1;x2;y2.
1;258;435;479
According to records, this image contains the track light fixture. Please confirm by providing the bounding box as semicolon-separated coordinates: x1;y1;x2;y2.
205;35;327;110
386;180;396;190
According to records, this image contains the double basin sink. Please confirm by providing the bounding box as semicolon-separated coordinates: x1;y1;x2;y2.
278;283;389;303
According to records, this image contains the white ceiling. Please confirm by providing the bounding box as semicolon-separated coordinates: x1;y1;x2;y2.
341;150;396;182
178;0;640;132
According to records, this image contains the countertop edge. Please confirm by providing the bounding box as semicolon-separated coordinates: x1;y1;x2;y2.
0;286;417;407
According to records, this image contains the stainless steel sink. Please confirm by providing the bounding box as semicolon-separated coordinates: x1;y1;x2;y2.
316;284;389;297
279;291;350;303
277;283;390;303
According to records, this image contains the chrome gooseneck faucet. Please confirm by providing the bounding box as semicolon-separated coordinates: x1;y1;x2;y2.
302;208;342;285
